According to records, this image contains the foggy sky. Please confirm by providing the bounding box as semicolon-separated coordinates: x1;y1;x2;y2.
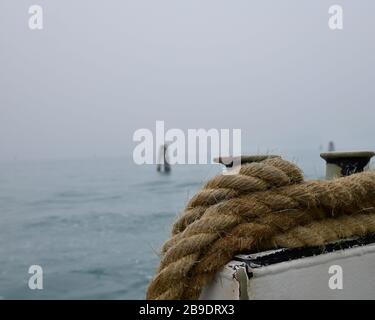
1;0;375;161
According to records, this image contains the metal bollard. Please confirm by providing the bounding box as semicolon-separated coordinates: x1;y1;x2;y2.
320;151;375;180
214;155;279;168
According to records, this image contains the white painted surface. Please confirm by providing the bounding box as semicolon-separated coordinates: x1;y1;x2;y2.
199;261;246;300
200;243;375;300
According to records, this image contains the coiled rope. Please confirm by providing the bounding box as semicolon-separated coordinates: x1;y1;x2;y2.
147;157;375;300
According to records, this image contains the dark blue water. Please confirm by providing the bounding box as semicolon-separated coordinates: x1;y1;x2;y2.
0;155;324;299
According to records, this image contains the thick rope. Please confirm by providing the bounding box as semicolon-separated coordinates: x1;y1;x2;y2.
147;158;375;300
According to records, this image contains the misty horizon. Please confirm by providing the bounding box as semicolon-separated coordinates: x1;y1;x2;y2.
1;0;375;162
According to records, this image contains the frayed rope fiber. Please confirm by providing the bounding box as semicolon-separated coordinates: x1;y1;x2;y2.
147;157;375;300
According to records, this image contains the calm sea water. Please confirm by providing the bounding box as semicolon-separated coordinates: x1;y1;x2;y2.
0;155;323;299
0;157;223;299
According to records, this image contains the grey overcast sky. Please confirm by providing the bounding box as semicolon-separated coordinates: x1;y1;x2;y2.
0;0;374;161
